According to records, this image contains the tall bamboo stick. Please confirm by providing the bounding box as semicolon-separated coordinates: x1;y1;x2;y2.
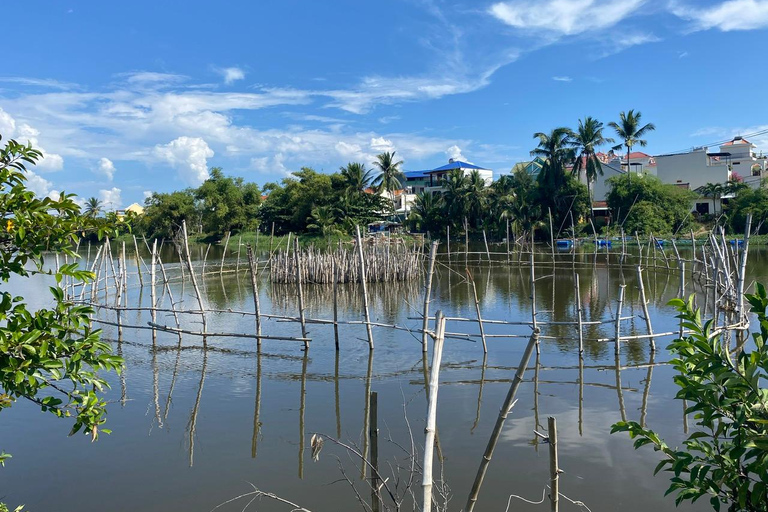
422;311;446;512
421;241;439;352
575;273;583;355
467;268;488;353
482;229;491;263
333;259;340;351
150;239;157;346
465;328;540;512
181;220;207;345
548;417;560;512
636;266;655;352
355;225;374;350
133;235;143;287
247;245;262;348
614;284;625;355
294;238;308;349
220;231;231;274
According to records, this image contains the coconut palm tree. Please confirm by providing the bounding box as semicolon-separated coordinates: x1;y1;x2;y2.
608;110;656;182
700;182;726;216
372;151;405;217
409;191;444;233
465;170;488;228
84;197;102;218
441;168;469;228
306;205;340;237
340;162;374;195
570;116;614;222
531;127;575;194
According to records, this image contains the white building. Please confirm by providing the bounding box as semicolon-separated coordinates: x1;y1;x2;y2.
424;159;493;194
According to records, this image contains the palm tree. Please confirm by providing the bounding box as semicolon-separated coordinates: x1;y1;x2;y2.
372;151;405;217
465;170;487;228
410;191;444;233
531;127;575;194
570;117;614;222
340;162;374;195
306;205;340;237
608;110;656;182
84;197;102;218
441;168;469;228
700;182;726;216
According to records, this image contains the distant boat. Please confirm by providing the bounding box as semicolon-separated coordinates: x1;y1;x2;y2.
655;239;665;247
596;239;612;248
556;239;573;250
730;239;745;247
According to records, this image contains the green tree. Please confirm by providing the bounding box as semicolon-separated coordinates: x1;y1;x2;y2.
727;187;768;235
0;137;122;466
372;151;405;216
195;167;261;235
340;162;374;195
570;116;614;222
441;168;469;229
606;173;694;235
700;182;726;216
531;127;574;195
141;189;198;239
408;191;444;234
465;170;488;229
613;287;768;511
608;109;656;181
260;168;334;234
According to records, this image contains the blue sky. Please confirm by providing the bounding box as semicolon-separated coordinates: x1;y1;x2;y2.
1;0;767;209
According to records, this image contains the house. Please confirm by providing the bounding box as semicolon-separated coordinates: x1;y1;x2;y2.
512;157;546;178
424;159;493;194
655;136;767;214
402;170;430;194
116;202;144;220
619;151;657;176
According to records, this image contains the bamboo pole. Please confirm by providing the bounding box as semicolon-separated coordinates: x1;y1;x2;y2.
506;218;511;264
269;222;275;263
447;225;451;265
575;273;583;355
737;213;752;323
614;284;625;356
133;235;144;287
464;217;469;267
333;259;340;351
247;245;263;348
220;231;231;274
548;207;555;260
548;417;560;512
236;235;242;274
483;229;491;263
182;220;208;346
294;238;309;349
636;266;655;352
355;225;374;350
422;311;446;512
150;239;157;346
465;328;540;512
421;241;439;352
467;268;488;353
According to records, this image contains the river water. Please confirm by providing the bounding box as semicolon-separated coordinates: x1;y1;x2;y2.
2;242;765;511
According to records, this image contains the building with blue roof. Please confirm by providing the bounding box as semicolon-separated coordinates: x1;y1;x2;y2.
424;159;493;192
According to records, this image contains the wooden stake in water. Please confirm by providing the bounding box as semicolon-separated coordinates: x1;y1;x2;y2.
483;229;491;263
422;311;446;512
548;416;560;512
467;268;488;354
465;328;540;512
182;220;207;345
548;207;555;260
333;259;340;351
236;235;242;274
575;273;584;355
421;241;439;352
736;213;752;324
355;225;375;350
220;231;231;274
150;239;157;346
247;245;263;348
294;238;309;349
614;284;625;356
133;235;144;287
636;266;655;352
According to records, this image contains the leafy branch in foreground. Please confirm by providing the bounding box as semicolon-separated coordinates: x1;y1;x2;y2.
0;135;123;464
612;286;768;511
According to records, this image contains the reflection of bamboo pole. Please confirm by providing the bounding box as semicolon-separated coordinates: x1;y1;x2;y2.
369;391;380;512
117;336;126;407
422;311;446;512
335;350;341;438
640;351;654;427
578;354;584;436
187;350;208;467
614;352;627;422
636;266;655;352
299;352;308;479
152;346;162;429
471;353;488;434
355;225;374;350
422;242;439;352
465;328;540;512
533;350;541;451
252;349;262;458
163;344;182;422
548;416;560;512
362;350;373;480
467;268;488;353
247;246;262;348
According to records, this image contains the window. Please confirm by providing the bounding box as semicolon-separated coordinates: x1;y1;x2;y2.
696;202;710;215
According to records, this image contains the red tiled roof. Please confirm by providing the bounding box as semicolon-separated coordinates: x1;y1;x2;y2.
622;151;651;160
723;137;751;146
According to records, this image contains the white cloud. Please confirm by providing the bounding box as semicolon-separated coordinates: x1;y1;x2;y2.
552;76;573;82
23;170;55;198
143;190;153;200
489;0;645;35
218;67;246;85
446;145;468;162
97;157;116;180
249;153;290;176
0;108;16;135
120;71;188;86
99;187;122;210
370;136;395;152
0;110;64;171
153;136;214;186
672;0;768;31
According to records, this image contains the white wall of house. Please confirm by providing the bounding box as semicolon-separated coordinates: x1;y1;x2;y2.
655;148;730;190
